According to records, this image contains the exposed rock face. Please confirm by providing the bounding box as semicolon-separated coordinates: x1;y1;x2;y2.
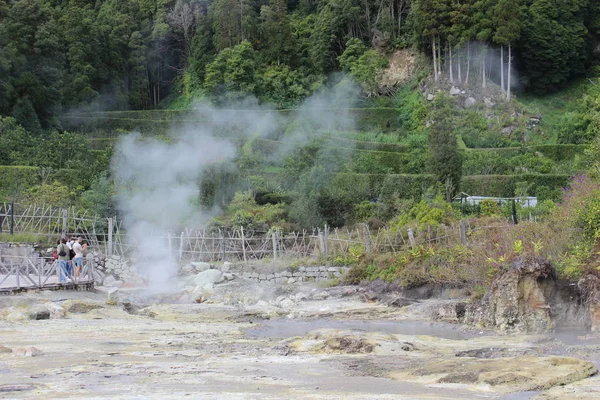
465;258;560;334
578;274;600;332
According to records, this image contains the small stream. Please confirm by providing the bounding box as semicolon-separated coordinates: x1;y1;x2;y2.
246;319;487;340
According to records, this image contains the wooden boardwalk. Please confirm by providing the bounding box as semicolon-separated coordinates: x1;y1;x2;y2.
0;256;95;293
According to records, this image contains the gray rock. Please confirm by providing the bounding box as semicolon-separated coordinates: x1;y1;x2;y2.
107;287;120;302
484;97;495;108
501;125;517;135
449;86;461;96
427;93;435;101
278;298;295;309
191;261;211;272
13;347;42;357
223;273;234;281
29;307;50;320
181;264;194;273
194;269;224;289
221;262;232;273
312;291;330;300
287;277;297;284
465;97;476;108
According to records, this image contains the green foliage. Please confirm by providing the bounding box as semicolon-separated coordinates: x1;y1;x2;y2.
480;199;501;216
461;174;570;198
204;41;258;101
389;195;456;230
427;95;463;198
217;191;287;230
259;65;309;107
23;181;73;208
521;0;590;93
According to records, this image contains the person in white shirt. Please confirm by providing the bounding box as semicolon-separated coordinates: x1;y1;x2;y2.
72;237;84;277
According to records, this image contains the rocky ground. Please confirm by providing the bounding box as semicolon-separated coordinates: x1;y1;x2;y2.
0;278;599;399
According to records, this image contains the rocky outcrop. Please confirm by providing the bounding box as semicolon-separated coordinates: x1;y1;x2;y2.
578;273;600;332
465;258;568;334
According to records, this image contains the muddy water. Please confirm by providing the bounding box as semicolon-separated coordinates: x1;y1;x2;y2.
246;319;488;340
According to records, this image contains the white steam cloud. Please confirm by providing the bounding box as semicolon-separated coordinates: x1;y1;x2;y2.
111;81;362;288
111;108;239;287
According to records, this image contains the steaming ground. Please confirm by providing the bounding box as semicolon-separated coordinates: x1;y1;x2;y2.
1;282;600;399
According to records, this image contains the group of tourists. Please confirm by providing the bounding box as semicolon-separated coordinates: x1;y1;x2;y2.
53;236;88;282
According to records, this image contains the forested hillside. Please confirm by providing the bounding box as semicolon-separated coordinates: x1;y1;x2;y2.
2;0;600;234
1;0;599;129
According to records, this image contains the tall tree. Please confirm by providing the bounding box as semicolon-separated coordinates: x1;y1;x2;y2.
211;0;256;51
493;0;521;100
520;0;589;92
427;94;462;200
167;0;199;62
259;0;293;64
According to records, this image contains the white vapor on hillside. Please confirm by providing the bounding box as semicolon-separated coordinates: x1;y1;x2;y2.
111;108;240;287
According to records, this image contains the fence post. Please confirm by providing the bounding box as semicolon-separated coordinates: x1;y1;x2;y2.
363;223;372;253
272;229;278;259
9;201;15;235
61;208;68;238
179;231;184;261
240;226;247;263
318;228;325;255
168;231;173;255
107;217;113;257
407;228;416;248
324;225;329;257
459;220;467;245
219;229;225;261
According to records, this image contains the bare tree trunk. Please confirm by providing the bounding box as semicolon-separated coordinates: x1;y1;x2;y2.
507;43;512;101
457;50;462;82
437;36;442;78
240;0;244;41
432;36;438;82
481;48;486;89
465;43;470;84
449;45;454;83
500;45;505;94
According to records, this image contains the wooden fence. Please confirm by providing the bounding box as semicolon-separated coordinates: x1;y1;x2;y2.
1;202;482;262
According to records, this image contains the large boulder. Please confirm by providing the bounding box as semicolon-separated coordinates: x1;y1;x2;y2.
465;257;558;334
193;269;224;290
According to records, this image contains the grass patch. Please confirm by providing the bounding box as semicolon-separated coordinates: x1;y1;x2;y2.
0;233;49;244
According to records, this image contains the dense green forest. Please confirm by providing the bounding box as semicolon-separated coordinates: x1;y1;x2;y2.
1;0;599;127
1;0;600;233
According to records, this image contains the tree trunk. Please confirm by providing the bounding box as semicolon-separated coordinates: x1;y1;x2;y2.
449;45;454;83
507;43;512;101
432;36;438;82
481;48;486;89
465;43;470;84
500;45;505;94
240;0;244;41
437;36;442;78
457;50;462;82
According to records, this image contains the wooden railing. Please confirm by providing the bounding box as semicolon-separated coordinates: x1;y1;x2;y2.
0;256;95;292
